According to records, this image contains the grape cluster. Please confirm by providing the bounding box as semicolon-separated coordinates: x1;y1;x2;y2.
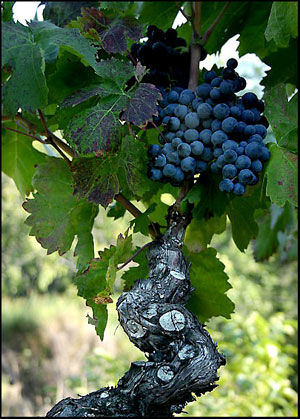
131;25;207;89
148;58;271;195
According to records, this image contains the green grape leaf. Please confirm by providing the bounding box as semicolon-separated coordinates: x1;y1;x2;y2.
107;201;126;219
262;39;298;89
141;184;173;228
201;2;273;57
105;234;133;292
22;157;98;255
265;144;298;208
121;83;161;127
121;246;149;291
75;233;132;318
183;247;235;324
187;174;230;219
1;123;47;197
227;196;259;252
74;258;108;299
87;300;108;341
264;84;298;152
100;2;132;12
136;1;182;31
2;22;48;115
237;2;274;59
265;2;298;48
94;58;135;87
176;21;192;47
129;203;156;236
1;1;14;22
60;58;135;108
253;202;296;261
185;213;227;252
29;20;99;69
60;85;108;108
73;203;99;273
47;51;100;105
202;2;247;53
71;155;120;207
118;135;152;198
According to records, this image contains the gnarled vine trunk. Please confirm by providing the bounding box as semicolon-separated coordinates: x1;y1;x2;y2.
46;205;225;417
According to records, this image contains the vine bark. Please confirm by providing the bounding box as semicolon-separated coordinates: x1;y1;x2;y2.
46;203;226;417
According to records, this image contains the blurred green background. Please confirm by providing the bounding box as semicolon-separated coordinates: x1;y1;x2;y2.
2;171;298;417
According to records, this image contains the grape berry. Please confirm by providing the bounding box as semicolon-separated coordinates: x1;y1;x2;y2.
148;58;270;195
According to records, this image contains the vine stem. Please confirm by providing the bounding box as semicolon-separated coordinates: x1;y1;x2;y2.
188;1;202;91
114;194;160;239
2;114;36;133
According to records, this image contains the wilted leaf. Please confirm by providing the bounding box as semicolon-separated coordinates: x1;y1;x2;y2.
99;16;142;54
64;100;125;156
121;83;161;127
71;155;120;207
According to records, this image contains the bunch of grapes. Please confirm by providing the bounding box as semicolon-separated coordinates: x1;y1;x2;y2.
131;25;207;89
148;58;271;195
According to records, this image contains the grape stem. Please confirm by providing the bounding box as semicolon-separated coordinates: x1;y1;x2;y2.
150;120;167;142
201;2;231;45
117;241;152;271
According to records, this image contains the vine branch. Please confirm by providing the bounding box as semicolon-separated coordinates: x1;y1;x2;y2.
1;125;47;144
188;2;202;92
2;113;76;158
38;109;72;167
115;194;160;239
194;1;202;37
